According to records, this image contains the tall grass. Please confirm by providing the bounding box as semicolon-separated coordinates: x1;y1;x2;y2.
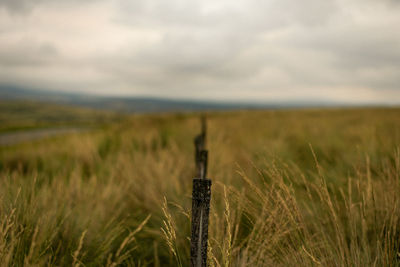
0;108;399;266
203;148;400;266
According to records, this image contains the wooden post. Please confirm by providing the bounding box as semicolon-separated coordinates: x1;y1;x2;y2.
191;177;211;267
194;115;207;177
191;117;211;267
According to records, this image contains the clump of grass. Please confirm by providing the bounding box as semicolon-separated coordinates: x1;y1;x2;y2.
161;197;183;266
204;148;400;266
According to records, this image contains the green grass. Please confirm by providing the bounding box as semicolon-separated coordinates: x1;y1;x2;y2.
0;104;400;266
0;100;121;133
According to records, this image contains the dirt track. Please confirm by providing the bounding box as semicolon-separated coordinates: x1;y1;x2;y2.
0;128;83;146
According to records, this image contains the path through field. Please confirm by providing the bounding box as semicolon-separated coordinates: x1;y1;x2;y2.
0;128;83;146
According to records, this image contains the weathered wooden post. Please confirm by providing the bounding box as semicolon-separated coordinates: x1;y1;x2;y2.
191;116;211;267
194;115;207;177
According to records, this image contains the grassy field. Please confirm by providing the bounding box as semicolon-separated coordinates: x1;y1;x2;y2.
0;103;400;266
0;101;121;133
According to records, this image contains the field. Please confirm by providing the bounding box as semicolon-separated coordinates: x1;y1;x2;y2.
1;102;400;266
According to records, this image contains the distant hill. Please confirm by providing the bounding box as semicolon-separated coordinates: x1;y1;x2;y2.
0;84;347;113
0;85;271;113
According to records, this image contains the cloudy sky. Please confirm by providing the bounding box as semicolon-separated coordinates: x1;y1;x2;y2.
0;0;399;104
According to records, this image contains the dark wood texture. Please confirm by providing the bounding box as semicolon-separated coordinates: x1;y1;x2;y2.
190;178;212;267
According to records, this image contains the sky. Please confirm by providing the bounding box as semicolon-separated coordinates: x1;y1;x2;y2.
0;0;399;104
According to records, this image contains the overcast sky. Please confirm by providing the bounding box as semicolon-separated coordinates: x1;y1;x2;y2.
0;0;399;104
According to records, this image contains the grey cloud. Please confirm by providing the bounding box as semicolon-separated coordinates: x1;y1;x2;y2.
115;0;339;32
267;20;400;90
0;0;399;103
289;26;400;69
107;0;340;86
0;0;102;13
0;41;58;66
0;0;41;13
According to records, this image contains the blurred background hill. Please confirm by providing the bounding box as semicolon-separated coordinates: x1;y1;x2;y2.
0;85;353;113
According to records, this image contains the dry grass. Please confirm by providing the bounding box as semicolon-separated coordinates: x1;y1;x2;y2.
0;107;399;266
